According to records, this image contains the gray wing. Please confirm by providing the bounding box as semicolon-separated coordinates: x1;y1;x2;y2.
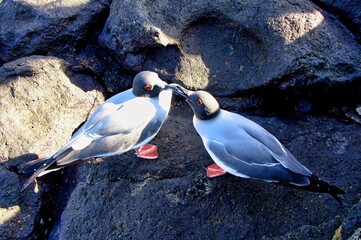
54;99;159;165
80;89;135;132
207;139;310;186
56;116;165;166
53;89;135;158
239;116;312;176
69;98;157;149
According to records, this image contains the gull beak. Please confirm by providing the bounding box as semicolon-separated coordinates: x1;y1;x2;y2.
166;83;190;100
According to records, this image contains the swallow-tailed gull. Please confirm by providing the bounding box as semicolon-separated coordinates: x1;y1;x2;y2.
19;71;182;191
174;87;344;203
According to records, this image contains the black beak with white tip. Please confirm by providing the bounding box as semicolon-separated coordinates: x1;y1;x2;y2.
166;83;190;99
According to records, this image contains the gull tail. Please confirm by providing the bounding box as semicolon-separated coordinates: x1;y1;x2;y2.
285;175;345;205
305;175;345;205
280;174;345;204
18;156;58;192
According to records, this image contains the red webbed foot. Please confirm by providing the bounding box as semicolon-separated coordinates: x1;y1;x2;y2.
135;144;159;159
206;163;227;178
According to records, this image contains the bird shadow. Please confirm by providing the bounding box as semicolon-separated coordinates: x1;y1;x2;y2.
2;153;38;173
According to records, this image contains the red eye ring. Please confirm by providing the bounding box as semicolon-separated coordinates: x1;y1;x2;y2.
144;85;153;90
196;98;203;106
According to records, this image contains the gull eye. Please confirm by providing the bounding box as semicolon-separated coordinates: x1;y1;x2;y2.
196;98;203;106
144;85;153;90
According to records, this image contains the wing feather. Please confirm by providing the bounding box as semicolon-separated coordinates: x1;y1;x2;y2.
240;115;312;176
206;139;309;185
52;89;135;158
79;89;135;133
54;98;159;165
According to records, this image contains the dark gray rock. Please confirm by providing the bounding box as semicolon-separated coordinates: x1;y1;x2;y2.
313;0;361;43
49;101;361;239
100;0;361;96
334;202;361;239
0;56;104;160
0;0;111;62
0;56;104;239
0;165;41;239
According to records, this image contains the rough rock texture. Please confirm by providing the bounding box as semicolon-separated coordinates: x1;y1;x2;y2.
0;56;104;239
99;0;361;95
0;164;41;239
0;56;104;160
313;0;361;43
333;202;361;239
0;0;360;239
0;0;111;63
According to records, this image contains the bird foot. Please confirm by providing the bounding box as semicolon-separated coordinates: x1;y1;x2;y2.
206;163;227;178
135;144;159;159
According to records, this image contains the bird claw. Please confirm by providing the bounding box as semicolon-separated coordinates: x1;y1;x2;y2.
206;163;227;178
135;144;159;159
